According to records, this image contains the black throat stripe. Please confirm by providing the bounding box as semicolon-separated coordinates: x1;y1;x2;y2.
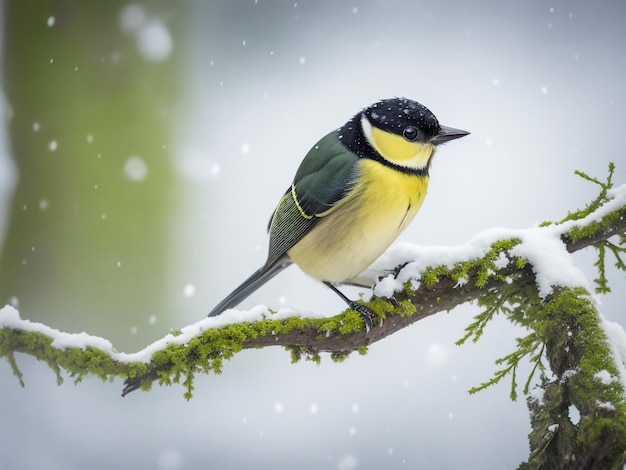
338;114;430;177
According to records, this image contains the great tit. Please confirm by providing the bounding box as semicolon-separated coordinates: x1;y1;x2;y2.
208;97;469;329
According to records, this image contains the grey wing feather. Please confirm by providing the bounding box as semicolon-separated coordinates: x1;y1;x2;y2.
266;191;321;264
266;132;359;265
208;132;358;317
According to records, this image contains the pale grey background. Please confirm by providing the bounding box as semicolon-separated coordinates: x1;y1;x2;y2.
1;1;625;469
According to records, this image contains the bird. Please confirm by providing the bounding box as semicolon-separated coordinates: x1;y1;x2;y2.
208;97;469;330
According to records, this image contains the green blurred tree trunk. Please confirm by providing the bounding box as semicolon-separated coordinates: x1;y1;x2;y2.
0;0;183;349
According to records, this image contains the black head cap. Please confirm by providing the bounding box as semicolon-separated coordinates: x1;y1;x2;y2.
364;98;441;143
338;97;469;165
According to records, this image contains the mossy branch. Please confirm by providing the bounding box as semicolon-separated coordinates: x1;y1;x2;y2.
520;287;626;470
1;165;625;468
0;166;624;400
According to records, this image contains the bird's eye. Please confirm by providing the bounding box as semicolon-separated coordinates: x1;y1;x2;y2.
403;126;419;141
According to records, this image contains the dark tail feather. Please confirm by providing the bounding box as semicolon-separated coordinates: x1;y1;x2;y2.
207;258;292;317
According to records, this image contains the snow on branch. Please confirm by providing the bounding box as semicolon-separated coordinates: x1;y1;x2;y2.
2;164;626;467
0;166;623;396
0;166;624;397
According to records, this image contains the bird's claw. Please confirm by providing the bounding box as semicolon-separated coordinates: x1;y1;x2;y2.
350;302;373;333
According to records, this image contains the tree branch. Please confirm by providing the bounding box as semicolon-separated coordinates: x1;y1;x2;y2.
1;183;622;398
562;206;626;253
1;168;625;468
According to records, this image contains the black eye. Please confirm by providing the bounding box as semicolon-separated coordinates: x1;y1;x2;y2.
403;126;419;141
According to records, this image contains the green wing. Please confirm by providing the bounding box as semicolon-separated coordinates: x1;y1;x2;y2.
266;131;359;264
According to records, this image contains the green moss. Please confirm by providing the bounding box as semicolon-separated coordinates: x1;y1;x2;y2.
421;265;448;288
568;208;622;241
365;297;400;318
544;164;626;294
285;342;366;365
330;351;350;363
124;361;149;379
337;312;368;334
0;327;129;388
318;310;367;336
1;162;624;414
409;239;523;294
402;282;416;298
285;346;321;364
0;234;538;399
0;304;376;399
547;163;616;227
122;311;373;398
543;288;625;399
521;287;626;468
489;239;521;253
397;299;417;316
468;284;626;467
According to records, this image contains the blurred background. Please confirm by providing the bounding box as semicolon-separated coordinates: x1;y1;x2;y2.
1;1;625;469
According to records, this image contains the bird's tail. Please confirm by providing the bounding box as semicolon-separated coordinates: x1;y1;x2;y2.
207;258;292;317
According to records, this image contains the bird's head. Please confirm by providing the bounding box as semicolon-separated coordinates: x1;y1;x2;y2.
341;97;469;172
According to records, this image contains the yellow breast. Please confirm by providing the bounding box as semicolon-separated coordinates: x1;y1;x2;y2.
288;159;429;283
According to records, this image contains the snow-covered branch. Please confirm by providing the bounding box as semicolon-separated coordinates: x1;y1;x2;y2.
1;167;626;468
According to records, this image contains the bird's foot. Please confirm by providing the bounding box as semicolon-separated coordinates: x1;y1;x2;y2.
387;295;399;308
349;302;373;333
321;281;374;333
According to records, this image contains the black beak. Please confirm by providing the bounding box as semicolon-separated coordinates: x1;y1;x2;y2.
430;125;470;145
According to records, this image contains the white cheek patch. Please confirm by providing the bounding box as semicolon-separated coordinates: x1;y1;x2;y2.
361;115;375;148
